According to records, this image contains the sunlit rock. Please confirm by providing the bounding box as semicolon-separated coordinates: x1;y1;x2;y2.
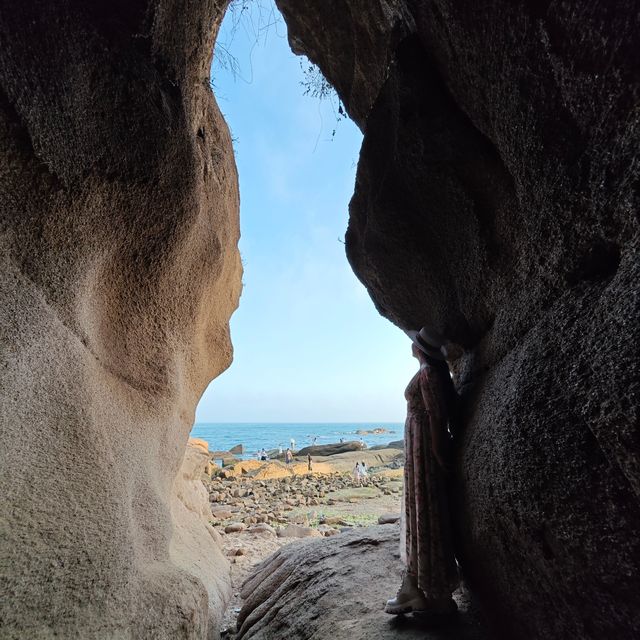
0;1;241;637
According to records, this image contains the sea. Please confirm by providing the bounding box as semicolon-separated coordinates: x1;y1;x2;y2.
190;422;403;459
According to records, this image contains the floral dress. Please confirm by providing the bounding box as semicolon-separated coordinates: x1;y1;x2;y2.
402;365;459;598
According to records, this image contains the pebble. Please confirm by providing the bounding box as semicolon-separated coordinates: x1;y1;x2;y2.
378;513;401;525
277;524;323;538
247;523;277;536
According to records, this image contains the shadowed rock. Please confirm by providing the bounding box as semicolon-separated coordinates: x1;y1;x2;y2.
276;1;640;638
236;526;489;640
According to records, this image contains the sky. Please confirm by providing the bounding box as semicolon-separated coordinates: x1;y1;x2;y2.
194;0;417;423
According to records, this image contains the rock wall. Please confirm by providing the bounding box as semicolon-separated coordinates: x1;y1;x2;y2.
276;1;639;638
170;439;231;632
1;1;638;638
0;1;240;638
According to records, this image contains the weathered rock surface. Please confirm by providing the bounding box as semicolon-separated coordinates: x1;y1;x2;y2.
0;0;240;637
237;526;488;640
252;461;295;480
2;1;638;638
170;439;232;632
276;1;639;638
297;441;365;456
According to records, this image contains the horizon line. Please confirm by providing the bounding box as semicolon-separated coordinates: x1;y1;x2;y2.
193;420;404;425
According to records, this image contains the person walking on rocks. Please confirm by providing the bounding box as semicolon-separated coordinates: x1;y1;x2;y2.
307;454;313;472
285;448;293;464
385;327;460;616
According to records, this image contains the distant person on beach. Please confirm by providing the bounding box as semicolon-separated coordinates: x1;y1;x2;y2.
307;454;312;472
385;327;460;617
285;448;293;464
339;437;344;444
312;436;318;446
290;438;296;451
259;448;267;461
278;444;283;455
352;462;361;486
360;461;368;483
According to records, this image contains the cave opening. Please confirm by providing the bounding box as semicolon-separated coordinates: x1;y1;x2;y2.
194;0;415;434
191;1;414;631
2;0;635;638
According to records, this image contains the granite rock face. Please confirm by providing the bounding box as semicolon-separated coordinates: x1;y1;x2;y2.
237;526;488;640
170;439;232;633
0;1;240;638
1;1;638;638
276;1;639;638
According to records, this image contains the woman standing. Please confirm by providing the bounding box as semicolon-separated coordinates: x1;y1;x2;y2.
385;327;460;616
352;461;362;486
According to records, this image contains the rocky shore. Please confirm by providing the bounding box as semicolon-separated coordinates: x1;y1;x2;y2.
200;445;405;635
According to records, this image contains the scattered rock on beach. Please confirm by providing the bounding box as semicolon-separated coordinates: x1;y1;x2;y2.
246;523;277;536
319;515;350;526
378;513;401;524
317;525;341;537
211;509;234;520
225;522;247;534
277;524;323;538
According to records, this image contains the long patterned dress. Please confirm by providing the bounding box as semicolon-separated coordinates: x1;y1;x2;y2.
403;365;459;599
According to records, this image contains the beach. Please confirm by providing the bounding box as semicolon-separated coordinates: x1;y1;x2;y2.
196;441;405;635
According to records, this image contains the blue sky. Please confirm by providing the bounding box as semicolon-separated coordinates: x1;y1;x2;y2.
195;1;417;423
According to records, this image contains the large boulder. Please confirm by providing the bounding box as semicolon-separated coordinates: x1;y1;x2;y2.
297;441;365;456
252;462;294;481
0;1;241;637
370;440;404;451
236;526;488;640
276;1;639;638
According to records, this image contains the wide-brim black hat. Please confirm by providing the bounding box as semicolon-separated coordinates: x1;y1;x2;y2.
405;327;446;361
